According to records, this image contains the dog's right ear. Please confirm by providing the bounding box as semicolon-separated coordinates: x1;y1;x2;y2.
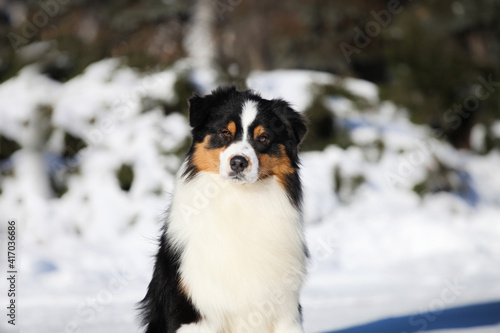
188;95;211;129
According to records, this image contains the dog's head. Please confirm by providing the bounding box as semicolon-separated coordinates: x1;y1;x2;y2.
183;86;307;186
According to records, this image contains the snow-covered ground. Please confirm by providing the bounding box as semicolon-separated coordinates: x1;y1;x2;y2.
0;59;499;333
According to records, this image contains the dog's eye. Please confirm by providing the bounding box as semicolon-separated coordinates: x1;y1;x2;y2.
257;134;270;144
221;129;232;141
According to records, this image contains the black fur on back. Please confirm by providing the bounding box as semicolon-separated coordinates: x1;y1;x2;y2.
138;225;200;333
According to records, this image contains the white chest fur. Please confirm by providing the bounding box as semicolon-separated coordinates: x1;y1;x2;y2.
167;171;306;331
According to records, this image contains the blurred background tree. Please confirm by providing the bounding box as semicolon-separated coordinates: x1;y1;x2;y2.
1;0;499;150
379;0;500;150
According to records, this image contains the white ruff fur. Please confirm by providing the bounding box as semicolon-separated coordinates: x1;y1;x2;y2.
167;167;306;333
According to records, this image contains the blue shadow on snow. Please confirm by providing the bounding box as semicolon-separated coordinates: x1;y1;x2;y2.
323;300;500;333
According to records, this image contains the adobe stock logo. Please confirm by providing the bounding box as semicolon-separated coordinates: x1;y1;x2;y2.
57;269;134;333
340;0;411;64
7;0;70;52
403;278;466;333
383;73;500;189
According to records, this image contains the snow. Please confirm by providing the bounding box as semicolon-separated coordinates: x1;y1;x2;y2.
492;121;500;138
247;70;334;111
0;65;61;148
0;60;499;332
247;70;379;113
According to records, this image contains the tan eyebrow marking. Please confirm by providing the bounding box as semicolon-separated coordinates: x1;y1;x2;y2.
227;121;236;137
253;125;266;139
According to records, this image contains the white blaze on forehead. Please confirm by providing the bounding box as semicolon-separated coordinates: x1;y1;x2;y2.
217;99;260;183
241;100;259;139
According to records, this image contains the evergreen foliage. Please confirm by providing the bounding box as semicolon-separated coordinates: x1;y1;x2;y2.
1;0;498;150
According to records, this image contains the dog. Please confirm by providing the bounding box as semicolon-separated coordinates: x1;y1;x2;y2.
139;86;308;333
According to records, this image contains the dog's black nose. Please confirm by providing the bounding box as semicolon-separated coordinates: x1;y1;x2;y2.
230;155;249;173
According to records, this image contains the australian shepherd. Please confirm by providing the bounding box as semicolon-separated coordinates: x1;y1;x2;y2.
139;86;308;333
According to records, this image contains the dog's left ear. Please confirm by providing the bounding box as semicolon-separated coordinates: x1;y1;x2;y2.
273;100;308;146
188;95;210;129
286;107;308;145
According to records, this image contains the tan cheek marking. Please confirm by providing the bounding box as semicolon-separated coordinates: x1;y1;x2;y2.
192;135;224;174
258;144;295;186
227;121;236;138
253;125;266;140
